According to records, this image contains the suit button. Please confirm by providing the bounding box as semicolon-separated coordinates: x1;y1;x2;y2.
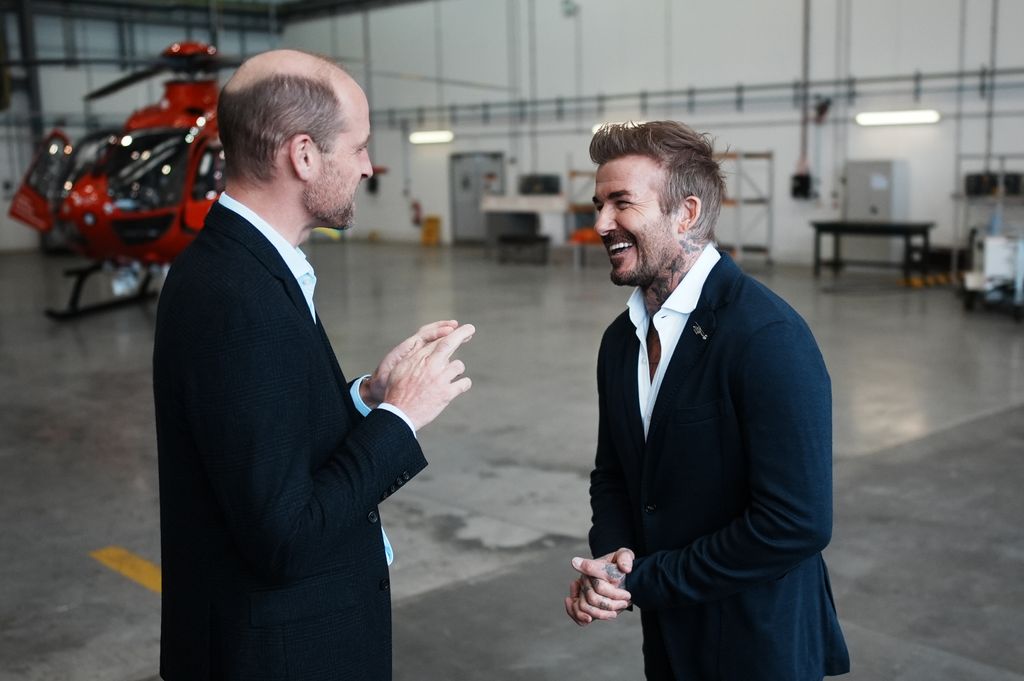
401;471;411;482
644;504;657;514
389;484;398;494
379;578;390;591
367;510;379;523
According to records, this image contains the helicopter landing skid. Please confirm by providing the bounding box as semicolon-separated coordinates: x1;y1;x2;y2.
45;262;157;321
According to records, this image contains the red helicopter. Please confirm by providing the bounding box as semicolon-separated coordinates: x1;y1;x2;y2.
8;41;234;319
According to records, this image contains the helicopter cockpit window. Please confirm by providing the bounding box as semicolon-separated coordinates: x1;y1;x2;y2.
192;145;226;201
64;130;120;195
26;136;73;202
104;129;190;212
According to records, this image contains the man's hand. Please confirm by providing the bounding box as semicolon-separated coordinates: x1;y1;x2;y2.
571;547;635;588
383;323;475;430
361;320;460;408
564;548;635;626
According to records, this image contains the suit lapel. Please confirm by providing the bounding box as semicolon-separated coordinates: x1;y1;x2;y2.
647;306;717;439
205;202;313;322
645;251;740;445
207;203;345;392
619;330;646;457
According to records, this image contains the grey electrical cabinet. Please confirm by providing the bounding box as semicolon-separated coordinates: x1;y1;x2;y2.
843;160;909;222
841;160;910;264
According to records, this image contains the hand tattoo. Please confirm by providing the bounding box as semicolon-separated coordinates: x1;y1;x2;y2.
604;563;626;585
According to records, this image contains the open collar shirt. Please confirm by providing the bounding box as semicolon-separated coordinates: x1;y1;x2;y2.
627;243;721;438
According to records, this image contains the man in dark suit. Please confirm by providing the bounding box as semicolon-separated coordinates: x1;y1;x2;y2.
564;121;850;680
153;50;474;681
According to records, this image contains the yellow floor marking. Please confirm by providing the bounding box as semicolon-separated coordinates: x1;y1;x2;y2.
90;546;162;594
312;227;342;240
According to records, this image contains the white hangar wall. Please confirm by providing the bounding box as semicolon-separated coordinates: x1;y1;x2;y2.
1;1;1021;260
282;0;1024;263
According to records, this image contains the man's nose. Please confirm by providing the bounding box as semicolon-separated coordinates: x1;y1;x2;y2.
593;207;614;236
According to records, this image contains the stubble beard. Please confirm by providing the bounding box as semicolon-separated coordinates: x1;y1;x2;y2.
608;217;680;290
303;158;356;231
610;256;658;288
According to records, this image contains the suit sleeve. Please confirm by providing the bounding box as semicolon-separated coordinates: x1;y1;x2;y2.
184;300;426;583
624;319;834;608
588;337;637;558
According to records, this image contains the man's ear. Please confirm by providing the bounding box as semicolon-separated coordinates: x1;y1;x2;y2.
676;195;703;235
286;134;319;182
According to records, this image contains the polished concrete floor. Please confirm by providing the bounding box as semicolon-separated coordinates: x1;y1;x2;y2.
0;240;1022;681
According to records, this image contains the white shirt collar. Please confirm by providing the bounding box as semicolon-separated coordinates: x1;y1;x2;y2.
627;243;721;327
218;192;317;320
626;243;721;438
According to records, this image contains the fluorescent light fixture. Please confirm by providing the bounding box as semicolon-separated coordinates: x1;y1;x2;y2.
854;109;941;126
592;120;647;134
409;129;454;144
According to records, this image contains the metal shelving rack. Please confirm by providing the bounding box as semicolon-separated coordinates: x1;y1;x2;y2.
716;151;775;265
566;169;601;267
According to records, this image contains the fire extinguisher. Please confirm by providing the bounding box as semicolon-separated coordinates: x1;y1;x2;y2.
410;200;422;226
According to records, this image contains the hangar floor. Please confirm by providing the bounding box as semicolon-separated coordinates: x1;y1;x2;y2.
1;240;1022;681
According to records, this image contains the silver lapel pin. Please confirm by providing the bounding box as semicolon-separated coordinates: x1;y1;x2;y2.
692;323;708;340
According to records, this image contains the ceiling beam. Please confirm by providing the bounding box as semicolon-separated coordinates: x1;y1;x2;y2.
276;0;429;23
0;0;277;32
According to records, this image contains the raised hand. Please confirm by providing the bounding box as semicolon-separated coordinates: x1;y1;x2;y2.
361;320;460;408
382;323;475;431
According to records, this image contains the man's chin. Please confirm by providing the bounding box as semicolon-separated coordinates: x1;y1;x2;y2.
318;213;354;232
610;269;636;287
610;266;654;288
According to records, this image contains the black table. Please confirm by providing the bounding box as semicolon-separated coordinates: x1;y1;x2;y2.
810;221;936;281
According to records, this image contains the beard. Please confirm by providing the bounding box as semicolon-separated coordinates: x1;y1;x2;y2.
609;239;659;287
303;156;356;231
603;218;680;288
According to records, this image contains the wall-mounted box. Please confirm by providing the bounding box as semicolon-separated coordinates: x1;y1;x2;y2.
841;160;910;265
843;160;909;222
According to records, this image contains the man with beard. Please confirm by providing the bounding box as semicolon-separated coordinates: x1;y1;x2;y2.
153;50;474;681
564;121;849;680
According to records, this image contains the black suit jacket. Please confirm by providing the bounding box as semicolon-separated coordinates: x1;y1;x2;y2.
589;253;850;680
153;202;426;681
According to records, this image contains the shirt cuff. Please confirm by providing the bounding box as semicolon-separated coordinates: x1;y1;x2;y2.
349;375;417;437
350;375;373;417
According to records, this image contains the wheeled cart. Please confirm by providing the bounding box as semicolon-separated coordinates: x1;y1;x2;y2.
962;231;1024;322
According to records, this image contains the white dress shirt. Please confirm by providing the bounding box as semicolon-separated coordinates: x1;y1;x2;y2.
217;192;410;564
627;243;721;437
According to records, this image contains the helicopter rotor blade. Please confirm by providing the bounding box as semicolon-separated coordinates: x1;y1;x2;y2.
161;53;244;74
84;66;166;101
0;56;156;69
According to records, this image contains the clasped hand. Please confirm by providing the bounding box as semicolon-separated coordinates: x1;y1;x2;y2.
363;319;475;431
564;547;634;627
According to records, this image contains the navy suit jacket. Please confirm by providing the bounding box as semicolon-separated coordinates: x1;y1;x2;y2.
589;252;850;680
153;202;425;681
